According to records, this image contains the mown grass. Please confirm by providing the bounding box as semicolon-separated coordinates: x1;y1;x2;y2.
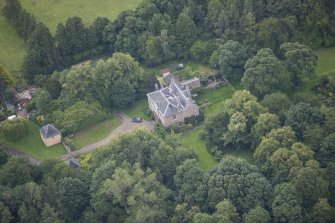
20;0;143;33
0;120;66;160
176;128;218;170
196;86;235;116
73;114;122;148
122;99;152;120
0;14;26;72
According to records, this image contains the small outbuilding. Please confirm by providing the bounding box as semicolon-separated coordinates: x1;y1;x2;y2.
68;157;81;169
39;124;62;147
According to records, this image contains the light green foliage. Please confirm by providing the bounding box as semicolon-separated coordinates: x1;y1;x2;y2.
2;118;28;141
194;199;239;223
0;64;14;100
92;163;170;222
243;206;270;223
33;88;53;114
242;48;291;97
190;40;215;64
251;113;280;147
40;203;62;223
52;101;107;134
0;15;26;72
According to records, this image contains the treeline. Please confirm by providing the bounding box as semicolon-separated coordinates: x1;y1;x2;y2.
0;122;334;222
3;0;335;84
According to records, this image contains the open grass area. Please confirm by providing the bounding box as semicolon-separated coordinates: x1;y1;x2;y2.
20;0;143;33
196;86;235;116
121;99;152;120
177;128;218;170
0;14;26;72
0;120;66;160
73;114;122;148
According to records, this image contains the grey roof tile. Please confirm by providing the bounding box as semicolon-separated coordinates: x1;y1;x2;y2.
39;124;61;139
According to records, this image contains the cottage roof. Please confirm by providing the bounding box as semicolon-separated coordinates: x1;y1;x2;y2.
160;68;171;75
147;78;193;117
39;124;61;139
180;77;200;85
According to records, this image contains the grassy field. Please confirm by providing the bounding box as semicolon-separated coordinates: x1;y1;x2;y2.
122;99;152;120
0;14;26;72
177;128;218;170
20;0;143;33
73;114;122;148
196;86;235;116
0;120;66;160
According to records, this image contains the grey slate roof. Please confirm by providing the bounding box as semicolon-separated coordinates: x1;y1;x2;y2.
163;74;180;86
39;124;61;139
147;78;193;117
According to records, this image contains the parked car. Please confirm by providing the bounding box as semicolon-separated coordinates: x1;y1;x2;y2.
132;117;142;123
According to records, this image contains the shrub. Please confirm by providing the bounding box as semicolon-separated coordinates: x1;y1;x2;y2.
2;118;29;141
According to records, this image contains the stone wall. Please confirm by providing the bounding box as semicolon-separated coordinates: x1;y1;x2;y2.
41;134;62;147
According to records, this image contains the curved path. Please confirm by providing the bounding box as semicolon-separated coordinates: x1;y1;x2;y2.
59;113;155;160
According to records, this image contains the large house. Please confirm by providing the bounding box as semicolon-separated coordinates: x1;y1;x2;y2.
147;78;199;127
39;124;62;147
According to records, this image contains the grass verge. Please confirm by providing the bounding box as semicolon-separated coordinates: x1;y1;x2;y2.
72;114;122;148
0;120;66;160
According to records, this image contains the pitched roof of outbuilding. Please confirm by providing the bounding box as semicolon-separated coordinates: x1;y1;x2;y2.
39;124;61;139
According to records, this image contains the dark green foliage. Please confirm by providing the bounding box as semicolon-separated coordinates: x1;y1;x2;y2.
280;42;318;86
0;157;33;187
174;11;197;59
242;48;291;98
206;156;273;213
261;92;291;119
272;183;303;223
243;206;270;223
318;133;335;167
285;102;324;140
45;77;61;99
23;23;58;83
0;65;14;101
2;118;29;141
58;177;90;220
0;145;9;166
3;0;37;40
0;201;12;223
218;40;248;81
174;159;207;207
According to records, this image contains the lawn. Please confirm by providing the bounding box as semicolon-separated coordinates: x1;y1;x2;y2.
0;13;26;72
0;120;66;160
20;0;143;33
72;114;122;148
121;99;152;120
177;128;218;170
196;85;235;116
